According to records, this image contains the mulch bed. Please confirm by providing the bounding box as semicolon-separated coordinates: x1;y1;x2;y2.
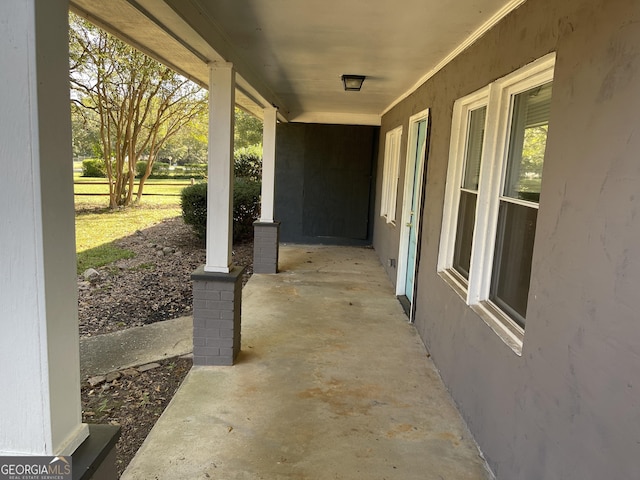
78;216;253;477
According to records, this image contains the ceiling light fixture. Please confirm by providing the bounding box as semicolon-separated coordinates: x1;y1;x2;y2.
342;74;366;91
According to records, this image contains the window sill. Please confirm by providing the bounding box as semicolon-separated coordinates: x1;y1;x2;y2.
438;270;523;356
472;302;523;356
438;269;468;301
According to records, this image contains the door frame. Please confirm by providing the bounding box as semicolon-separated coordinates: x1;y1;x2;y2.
396;109;430;320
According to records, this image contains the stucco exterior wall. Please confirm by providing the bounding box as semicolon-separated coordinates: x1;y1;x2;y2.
373;0;640;478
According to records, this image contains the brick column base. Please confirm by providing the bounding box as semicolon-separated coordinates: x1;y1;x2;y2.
253;221;281;274
191;266;246;366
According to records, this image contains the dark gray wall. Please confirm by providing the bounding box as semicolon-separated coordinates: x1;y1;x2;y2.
275;123;378;244
374;0;640;478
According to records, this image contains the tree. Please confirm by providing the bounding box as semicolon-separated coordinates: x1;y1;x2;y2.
234;108;263;149
69;13;207;208
159;107;208;165
70;102;101;159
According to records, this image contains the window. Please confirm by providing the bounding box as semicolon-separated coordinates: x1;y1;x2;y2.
453;104;487;280
438;53;555;353
380;126;403;223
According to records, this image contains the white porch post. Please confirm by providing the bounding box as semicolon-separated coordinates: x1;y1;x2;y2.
0;0;89;455
205;62;235;273
253;106;280;274
192;62;244;366
260;106;277;222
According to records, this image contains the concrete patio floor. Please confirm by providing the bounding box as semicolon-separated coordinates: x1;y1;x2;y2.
121;245;493;480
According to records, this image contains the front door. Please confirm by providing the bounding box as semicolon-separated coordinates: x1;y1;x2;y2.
397;110;429;318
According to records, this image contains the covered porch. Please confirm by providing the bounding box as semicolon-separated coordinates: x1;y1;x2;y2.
4;0;639;478
122;244;491;480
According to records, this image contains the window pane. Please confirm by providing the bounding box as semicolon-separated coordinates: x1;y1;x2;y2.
490;201;538;327
453;190;477;279
462;106;487;191
503;82;553;202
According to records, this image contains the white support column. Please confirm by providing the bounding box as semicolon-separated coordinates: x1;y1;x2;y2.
205;62;235;273
260;106;277;222
253;106;280;273
0;0;89;455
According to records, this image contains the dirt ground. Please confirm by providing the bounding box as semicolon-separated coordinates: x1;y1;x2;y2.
78;217;253;477
78;216;253;338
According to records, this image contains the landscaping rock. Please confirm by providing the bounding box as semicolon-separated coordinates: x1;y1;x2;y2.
162;246;174;254
82;268;100;281
137;362;161;373
87;375;106;387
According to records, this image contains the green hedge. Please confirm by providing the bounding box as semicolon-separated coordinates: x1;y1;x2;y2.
234;146;262;181
181;178;261;242
137;161;207;179
82;159;106;177
233;178;261;240
180;182;208;240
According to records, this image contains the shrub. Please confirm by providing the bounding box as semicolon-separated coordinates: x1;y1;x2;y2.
233;178;261;241
136;161;185;179
234;145;262;181
136;161;149;178
180;182;208;240
82;159;106;177
182;164;207;178
181;179;261;242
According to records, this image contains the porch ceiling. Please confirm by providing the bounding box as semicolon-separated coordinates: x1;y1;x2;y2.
69;0;523;125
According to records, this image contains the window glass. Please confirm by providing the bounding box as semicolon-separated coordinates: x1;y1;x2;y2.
453;190;477;279
492;81;552;325
461;107;486;191
503;82;552;203
453;106;486;279
490;201;538;327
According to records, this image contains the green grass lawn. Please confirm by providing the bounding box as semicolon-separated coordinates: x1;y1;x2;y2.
75;178;188;273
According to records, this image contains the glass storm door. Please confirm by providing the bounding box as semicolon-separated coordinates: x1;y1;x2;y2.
404;119;427;304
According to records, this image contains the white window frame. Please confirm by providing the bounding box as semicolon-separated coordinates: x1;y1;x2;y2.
380;125;403;224
438;53;556;355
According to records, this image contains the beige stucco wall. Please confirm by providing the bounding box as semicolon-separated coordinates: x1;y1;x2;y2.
373;0;640;478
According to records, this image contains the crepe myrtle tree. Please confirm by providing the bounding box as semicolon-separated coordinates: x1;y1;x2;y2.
69;12;207;208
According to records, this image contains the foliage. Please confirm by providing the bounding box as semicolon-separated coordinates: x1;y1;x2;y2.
233;178;261;240
135;161;207;179
180;183;208;240
181;179;261;242
234;145;263;181
235;109;263;149
69;13;207;208
515;125;548;198
82;159;106;177
71;103;101;159
180;164;207;178
159;106;209;165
